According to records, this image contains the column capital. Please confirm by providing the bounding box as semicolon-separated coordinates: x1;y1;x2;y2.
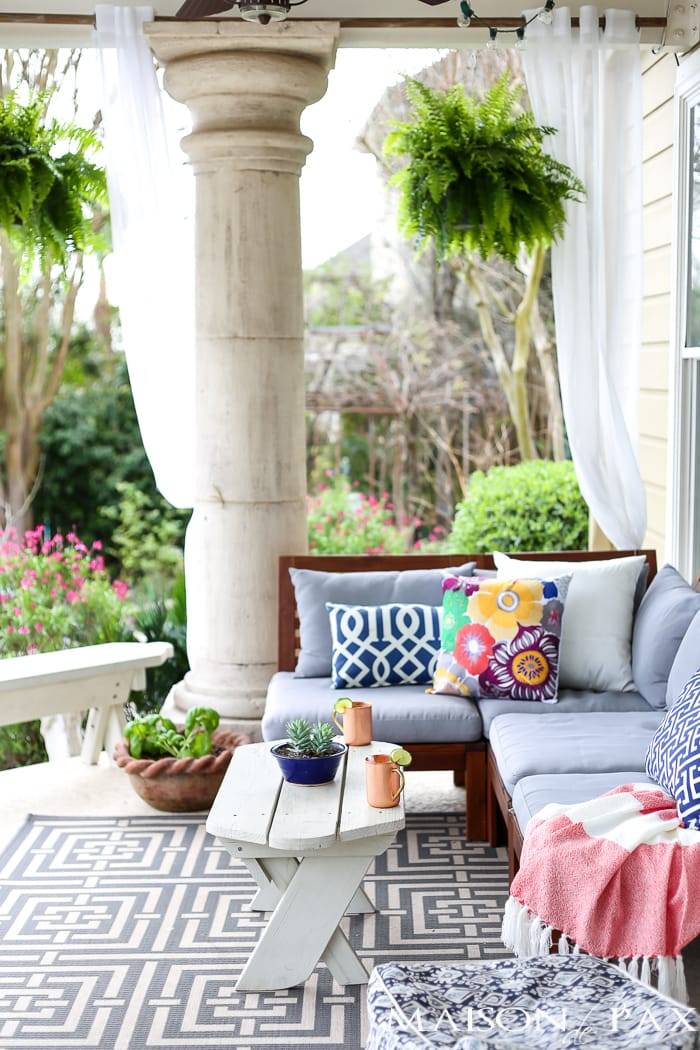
146;20;339;171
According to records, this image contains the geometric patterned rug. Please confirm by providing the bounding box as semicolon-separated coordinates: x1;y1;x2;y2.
0;813;509;1048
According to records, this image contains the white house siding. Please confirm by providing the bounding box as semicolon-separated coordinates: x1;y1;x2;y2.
640;50;676;556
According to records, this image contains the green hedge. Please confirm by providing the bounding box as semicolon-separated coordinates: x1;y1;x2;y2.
449;460;588;554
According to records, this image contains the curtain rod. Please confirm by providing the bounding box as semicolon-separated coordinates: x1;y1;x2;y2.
0;12;669;29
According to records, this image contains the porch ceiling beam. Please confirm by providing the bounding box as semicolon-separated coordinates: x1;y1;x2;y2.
0;11;669;28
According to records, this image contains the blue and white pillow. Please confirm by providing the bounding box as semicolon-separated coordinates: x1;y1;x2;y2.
326;603;440;688
646;668;700;828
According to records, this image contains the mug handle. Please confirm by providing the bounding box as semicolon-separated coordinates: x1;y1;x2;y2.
332;711;344;733
392;766;406;802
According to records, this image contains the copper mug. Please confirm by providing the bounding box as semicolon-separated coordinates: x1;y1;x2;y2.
365;754;405;808
332;700;373;746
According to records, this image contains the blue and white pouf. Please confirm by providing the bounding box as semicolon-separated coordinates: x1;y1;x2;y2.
366;955;699;1049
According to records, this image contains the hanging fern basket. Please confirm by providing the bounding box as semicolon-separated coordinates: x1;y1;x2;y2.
0;93;107;266
385;75;584;264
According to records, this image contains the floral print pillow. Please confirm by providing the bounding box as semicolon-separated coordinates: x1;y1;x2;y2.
433;573;571;702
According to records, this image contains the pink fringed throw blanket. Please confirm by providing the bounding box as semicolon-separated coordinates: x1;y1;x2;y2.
502;784;700;1004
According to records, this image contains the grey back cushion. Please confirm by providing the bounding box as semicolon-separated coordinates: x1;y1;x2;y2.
291;563;476;678
631;564;700;708
667;607;700;708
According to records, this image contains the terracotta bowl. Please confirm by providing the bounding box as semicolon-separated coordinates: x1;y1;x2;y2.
113;728;251;812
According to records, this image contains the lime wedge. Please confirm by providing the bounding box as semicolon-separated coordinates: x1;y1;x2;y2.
390;747;412;767
333;698;353;714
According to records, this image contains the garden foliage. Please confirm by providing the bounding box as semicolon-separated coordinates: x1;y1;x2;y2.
0;526;130;657
131;573;189;715
0;526;131;767
449;460;588;553
307;476;413;555
36;352;188;570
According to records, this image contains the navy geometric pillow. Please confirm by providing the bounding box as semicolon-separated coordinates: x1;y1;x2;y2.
326;603;441;688
646;668;700;828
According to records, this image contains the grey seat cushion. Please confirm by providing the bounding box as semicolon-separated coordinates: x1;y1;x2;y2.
479;689;652;738
291;563;475;678
489;711;665;795
511;771;657;832
632;564;700;709
262;671;483;743
667;608;700;708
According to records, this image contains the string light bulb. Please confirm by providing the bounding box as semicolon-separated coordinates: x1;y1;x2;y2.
516;25;526;47
457;0;474;26
538;0;555;24
487;25;498;47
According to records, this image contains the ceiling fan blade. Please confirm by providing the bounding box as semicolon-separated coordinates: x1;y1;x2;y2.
176;0;235;17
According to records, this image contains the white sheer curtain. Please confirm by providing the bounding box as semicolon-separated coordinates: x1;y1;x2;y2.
94;5;195;508
522;6;647;549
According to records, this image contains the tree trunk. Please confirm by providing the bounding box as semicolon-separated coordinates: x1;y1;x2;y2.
519;246;566;462
0;235;82;530
1;232;30;530
464;261;537;461
512;244;545;462
367;416;376;493
391;418;408;524
462;397;472;484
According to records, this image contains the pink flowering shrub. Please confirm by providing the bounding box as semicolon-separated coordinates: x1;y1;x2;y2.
307;476;414;555
0;527;131;657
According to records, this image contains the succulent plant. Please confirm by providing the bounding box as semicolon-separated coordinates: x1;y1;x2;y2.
286;718;313;755
309;721;335;756
286;718;336;757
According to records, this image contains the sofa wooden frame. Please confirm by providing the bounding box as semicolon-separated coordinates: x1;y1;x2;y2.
278;550;657;845
482;549;659;877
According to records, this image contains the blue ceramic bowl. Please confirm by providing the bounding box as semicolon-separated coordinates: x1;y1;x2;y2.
271;741;347;785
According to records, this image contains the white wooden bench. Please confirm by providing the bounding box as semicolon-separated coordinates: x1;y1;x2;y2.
0;642;174;763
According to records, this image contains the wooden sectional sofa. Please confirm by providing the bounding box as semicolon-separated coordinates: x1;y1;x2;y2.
272;550;658;851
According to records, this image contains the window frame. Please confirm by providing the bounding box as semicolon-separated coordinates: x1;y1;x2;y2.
669;49;700;580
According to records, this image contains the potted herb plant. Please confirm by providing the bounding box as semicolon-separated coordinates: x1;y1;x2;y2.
271;718;346;785
114;707;250;812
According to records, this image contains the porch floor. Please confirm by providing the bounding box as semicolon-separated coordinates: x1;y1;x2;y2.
1;759;699;1013
0;758;466;851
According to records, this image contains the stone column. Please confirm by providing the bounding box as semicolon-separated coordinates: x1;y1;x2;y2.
147;21;339;737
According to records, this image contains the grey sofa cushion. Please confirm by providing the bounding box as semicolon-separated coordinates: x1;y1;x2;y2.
511;771;657;832
489;711;664;794
632;564;700;709
291;563;475;678
667;608;700;709
479;688;652;738
262;671;483;743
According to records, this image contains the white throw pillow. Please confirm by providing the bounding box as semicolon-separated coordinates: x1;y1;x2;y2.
494;553;646;692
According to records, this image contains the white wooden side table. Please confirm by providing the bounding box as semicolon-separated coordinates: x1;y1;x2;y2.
207;738;406;991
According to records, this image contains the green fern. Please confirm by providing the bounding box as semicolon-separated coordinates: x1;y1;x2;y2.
385;74;584;264
0;92;107;267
